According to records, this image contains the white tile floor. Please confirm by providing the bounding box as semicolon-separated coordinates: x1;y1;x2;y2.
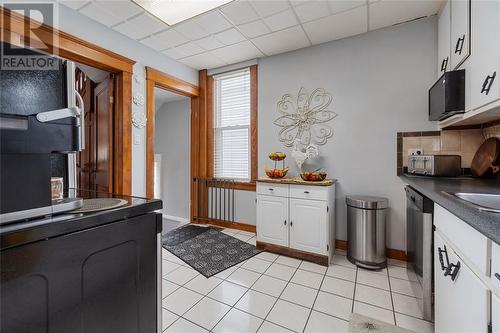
161;228;434;333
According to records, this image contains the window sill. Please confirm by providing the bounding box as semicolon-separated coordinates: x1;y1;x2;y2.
232;181;256;191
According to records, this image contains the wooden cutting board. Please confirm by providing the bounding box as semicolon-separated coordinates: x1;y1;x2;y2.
471;137;500;177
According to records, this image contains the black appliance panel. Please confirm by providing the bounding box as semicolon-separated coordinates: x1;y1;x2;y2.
429;69;465;121
0;213;159;333
0;44;67;116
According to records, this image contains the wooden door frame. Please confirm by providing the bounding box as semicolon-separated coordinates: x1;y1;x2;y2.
145;67;199;216
1;7;135;195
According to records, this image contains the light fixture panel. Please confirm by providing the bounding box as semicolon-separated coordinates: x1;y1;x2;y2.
132;0;233;26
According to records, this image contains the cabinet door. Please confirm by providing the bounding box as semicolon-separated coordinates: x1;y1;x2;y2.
289;198;327;255
257;195;288;247
434;231;489;333
450;0;470;69
470;0;500;110
493;293;500;333
438;1;451;75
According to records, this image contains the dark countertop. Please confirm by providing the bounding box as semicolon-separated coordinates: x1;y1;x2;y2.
400;174;500;245
0;189;162;250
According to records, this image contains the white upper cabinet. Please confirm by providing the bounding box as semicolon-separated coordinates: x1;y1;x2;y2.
438;1;451;75
470;0;500;110
256;195;288;247
289;198;327;255
450;0;471;69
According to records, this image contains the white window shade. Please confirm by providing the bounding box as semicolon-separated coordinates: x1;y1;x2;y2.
214;68;251;180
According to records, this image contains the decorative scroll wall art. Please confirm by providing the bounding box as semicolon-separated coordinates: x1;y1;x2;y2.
273;87;337;147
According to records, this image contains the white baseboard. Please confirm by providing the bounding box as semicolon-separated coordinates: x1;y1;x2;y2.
162;214;189;225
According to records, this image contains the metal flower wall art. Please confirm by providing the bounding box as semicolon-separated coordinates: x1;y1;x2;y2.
273;87;337;147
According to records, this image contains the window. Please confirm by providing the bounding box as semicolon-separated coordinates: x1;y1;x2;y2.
213;68;252;181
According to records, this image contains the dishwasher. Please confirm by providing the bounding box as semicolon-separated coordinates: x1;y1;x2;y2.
406;186;434;322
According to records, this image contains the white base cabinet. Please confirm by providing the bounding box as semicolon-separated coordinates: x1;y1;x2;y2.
289;198;327;255
493;293;500;333
256;181;335;262
434;204;497;332
434;230;489;333
256;195;288;247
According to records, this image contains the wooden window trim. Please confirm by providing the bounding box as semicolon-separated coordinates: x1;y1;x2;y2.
207;65;258;192
1;7;135;195
145;67;200;201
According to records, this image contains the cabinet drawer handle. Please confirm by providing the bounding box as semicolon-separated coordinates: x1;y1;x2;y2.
440;57;448;72
268;188;274;191
304;191;310;194
495;273;500;281
445;261;461;281
454;34;465;55
481;72;496;95
438;246;449;271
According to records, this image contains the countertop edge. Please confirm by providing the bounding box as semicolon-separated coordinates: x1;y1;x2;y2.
400;175;500;246
257;177;337;186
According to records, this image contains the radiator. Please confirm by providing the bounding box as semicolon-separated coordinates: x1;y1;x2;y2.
194;177;235;223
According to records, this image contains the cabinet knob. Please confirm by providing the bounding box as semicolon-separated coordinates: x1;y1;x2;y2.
268;188;274;191
290;221;293;227
284;220;287;225
495;273;500;282
304;191;310;194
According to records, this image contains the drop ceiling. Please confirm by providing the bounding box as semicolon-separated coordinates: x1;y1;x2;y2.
60;0;443;70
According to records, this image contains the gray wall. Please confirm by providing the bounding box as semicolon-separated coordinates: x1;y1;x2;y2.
56;4;198;197
258;17;438;251
155;99;191;220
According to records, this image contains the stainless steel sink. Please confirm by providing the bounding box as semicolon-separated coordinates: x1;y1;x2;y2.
449;192;500;213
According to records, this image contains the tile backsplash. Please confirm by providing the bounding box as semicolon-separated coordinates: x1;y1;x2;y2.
397;123;500;175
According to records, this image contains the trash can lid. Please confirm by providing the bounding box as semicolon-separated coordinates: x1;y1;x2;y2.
346;195;388;209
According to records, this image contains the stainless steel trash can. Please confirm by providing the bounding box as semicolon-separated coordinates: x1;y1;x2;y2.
346;195;388;270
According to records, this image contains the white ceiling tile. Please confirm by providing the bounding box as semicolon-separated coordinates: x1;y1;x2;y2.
293;1;330;23
303;6;367;45
155;29;189;47
59;1;89;11
196;11;233;34
369;0;441;31
211;40;263;64
180;52;227;70
128;12;168;35
78;2;123;27
139;35;171;51
238;20;271;38
328;0;366;15
113;21;150;40
94;0;142;21
174;41;204;57
214;28;246;45
220;1;260;25
174;20;209;40
249;0;290;18
162;48;186;60
195;35;225;51
263;9;299;32
252;25;310;56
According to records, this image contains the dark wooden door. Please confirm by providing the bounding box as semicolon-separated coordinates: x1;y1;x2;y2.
75;68;94;191
93;77;114;193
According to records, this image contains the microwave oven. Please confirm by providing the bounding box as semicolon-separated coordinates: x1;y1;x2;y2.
428;69;465;121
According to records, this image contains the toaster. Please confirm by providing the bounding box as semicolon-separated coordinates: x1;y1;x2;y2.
407;155;461;176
